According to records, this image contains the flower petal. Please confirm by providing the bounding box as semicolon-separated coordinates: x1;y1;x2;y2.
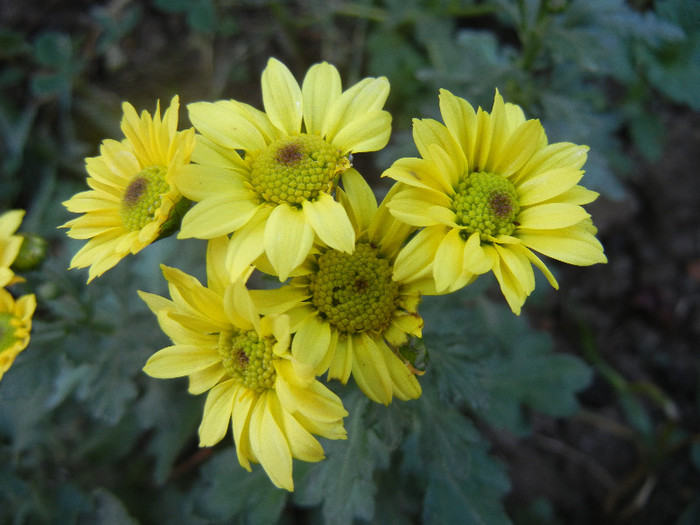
433;228;465;292
517;225;607;266
292;313;332;373
393;226;445;283
302;61;342;135
261;58;302;136
340;168;378;232
302;193;355;253
250;391;294;490
323;77;389;144
142;345;220;378
351;333;392;405
517;168;585;206
179;194;260;239
517;203;590;230
188;101;267;154
198;379;237;446
264;203;314;281
331;110;391;155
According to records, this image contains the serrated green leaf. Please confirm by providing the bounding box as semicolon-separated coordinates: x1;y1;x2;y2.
405;391;511;525
135;380;201;484
294;391;392;525
192;449;287;524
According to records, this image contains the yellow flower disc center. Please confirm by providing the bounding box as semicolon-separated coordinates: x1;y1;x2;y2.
452;171;520;240
120;165;169;231
309;242;400;334
250;134;349;205
218;329;276;392
0;313;17;353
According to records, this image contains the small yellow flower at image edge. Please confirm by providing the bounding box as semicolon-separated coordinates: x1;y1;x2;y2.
0;209;27;288
174;57;393;281
250;169;426;406
383;89;607;314
61;96;195;282
139;237;348;491
0;287;36;383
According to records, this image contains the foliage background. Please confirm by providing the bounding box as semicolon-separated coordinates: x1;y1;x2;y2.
1;0;699;523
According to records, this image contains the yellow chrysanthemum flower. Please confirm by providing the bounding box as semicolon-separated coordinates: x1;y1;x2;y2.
383;89;607;314
140;237;347;491
252;169;425;405
0;288;36;382
0;209;26;287
175;57;392;281
61;96;196;282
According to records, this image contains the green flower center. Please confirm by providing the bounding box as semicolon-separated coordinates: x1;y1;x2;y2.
0;313;17;353
309;242;400;334
218;329;276;392
452;171;520;240
120;165;169;231
250;134;348;206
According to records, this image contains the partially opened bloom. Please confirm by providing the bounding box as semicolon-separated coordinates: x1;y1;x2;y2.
62;96;195;282
383;89;607;314
140;237;347;491
0;209;26;287
175;57;392;281
252;170;425;405
0;288;36;382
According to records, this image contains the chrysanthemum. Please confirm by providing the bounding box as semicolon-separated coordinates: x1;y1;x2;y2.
139;237;347;491
175;57;392;281
0;209;26;287
383;89;607;314
0;288;36;382
61;96;195;282
251;169;425;405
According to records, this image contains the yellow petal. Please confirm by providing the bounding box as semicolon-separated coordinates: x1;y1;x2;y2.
323;77;389;144
340;168;378;232
462;231;493;275
223;279;259;332
231;387;257;470
179;194;260;239
188;101;267;154
327;333;353;383
251;391;294;490
379;340;422;401
438;89;477;168
302;61;342;135
518;203;590;230
433;228;465;292
413;118;464;187
393;226;445;283
143;345;221;378
387;187;451;227
173;163;247;202
226;207;271;282
517;168;585;206
264;204;314;281
302;193;355;253
517;226;607;266
188;364;227;395
491;119;543;177
261;57;302;136
206;236;231;296
278;403;326;462
351;333;392;405
292;313;332;373
198;379;237;446
331;110;391;155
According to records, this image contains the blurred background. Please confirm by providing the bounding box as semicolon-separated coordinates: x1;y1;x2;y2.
1;1;698;524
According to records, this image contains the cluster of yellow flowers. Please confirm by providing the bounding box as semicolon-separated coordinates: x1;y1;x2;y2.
61;58;606;490
0;210;37;383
